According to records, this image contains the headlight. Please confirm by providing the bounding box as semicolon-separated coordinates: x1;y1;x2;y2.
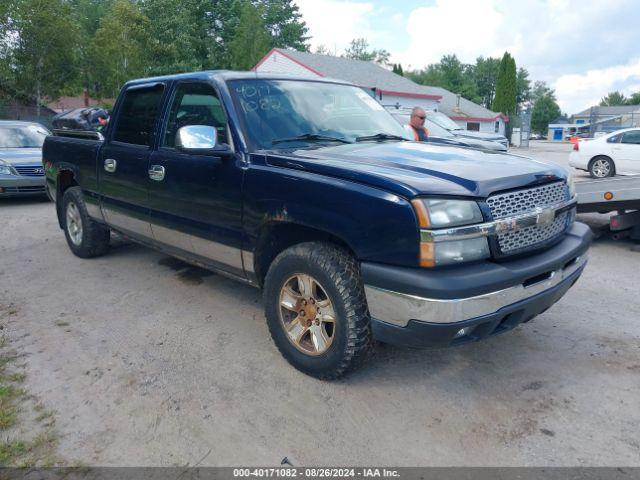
567;173;576;198
0;164;15;176
412;198;489;267
423;199;484;228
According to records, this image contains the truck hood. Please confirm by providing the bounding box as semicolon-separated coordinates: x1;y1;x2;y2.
265;142;566;198
0;148;43;165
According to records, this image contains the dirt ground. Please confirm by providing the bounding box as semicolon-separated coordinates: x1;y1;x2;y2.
1;141;639;466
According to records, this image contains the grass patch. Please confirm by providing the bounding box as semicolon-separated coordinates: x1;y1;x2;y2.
0;314;64;467
0;384;25;429
0;440;27;464
35;409;55;423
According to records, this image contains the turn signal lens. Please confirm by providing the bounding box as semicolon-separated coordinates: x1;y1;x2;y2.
419;242;435;267
604;192;613;200
411;199;430;228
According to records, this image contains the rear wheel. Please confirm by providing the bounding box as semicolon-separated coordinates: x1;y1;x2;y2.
62;186;110;258
263;242;373;379
589;156;615;178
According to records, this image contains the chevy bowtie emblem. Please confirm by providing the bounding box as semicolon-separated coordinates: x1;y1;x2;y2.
536;208;555;226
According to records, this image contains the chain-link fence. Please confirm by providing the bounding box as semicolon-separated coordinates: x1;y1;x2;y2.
588;112;639;135
0;103;57;128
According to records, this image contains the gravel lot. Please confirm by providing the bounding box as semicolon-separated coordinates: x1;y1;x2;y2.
1;141;639;466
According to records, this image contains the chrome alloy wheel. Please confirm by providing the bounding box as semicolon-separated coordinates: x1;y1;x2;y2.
65;201;83;246
278;274;337;356
592;158;611;177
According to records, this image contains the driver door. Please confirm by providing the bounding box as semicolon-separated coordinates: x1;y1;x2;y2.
147;81;246;277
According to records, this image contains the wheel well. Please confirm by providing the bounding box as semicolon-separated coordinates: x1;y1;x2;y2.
55;170;78;228
253;222;355;286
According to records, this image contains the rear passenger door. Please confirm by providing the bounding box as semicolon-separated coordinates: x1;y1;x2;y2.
99;83;166;239
147;81;246;277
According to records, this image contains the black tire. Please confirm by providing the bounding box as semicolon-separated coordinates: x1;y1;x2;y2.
61;186;110;258
589;156;615;178
263;242;373;380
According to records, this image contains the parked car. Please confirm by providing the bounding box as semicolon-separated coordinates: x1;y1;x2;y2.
43;72;591;379
529;133;547;140
426;110;510;150
389;111;508;152
569;128;640;178
0;121;50;198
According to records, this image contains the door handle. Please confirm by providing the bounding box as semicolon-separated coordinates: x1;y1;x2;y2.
104;158;117;173
148;165;165;181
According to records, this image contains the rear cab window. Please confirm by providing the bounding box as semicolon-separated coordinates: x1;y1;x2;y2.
112;84;165;147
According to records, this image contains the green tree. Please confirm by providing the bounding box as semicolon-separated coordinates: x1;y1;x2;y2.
600;91;627;106
473;56;500;109
392;63;404;76
69;0;114;97
91;0;152;98
531;91;561;135
409;54;479;103
314;45;334;55
493;52;517;116
628;92;640;105
228;2;271;71
343;38;390;65
257;0;309;51
8;0;82;113
531;80;554;104
516;67;531;112
141;0;218;75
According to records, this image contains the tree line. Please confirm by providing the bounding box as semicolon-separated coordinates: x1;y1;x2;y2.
0;0;308;105
600;91;640;107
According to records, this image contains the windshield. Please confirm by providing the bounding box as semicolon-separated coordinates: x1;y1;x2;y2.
426;111;462;131
0;125;50;148
229;80;407;149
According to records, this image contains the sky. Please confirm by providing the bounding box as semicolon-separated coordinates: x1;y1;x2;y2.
294;0;640;115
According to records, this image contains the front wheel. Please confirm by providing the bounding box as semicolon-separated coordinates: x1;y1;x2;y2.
62;186;110;258
263;242;373;379
589;156;615;178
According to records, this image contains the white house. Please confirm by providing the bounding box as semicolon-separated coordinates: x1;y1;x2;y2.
254;48;507;136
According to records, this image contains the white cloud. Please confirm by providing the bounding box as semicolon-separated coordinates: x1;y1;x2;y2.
295;0;376;54
553;59;640;114
395;0;504;70
293;0;640;114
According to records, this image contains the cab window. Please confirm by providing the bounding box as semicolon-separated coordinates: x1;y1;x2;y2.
112;84;165;146
621;130;640;145
163;83;228;148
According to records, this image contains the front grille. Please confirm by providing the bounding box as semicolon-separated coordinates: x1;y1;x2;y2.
487;181;571;255
14;165;45;176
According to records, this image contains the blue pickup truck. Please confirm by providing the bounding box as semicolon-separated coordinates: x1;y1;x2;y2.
43;71;591;379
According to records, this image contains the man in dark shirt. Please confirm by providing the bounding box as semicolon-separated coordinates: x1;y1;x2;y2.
405;107;429;141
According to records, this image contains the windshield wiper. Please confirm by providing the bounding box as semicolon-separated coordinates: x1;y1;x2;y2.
355;133;407;142
271;133;352;146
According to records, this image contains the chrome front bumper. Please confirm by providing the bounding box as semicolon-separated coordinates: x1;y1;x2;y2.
365;253;587;327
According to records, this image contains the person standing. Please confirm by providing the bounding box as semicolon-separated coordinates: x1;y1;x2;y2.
405;107;429;141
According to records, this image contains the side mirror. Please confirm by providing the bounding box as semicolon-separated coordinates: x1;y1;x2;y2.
175;125;233;157
176;125;218;150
